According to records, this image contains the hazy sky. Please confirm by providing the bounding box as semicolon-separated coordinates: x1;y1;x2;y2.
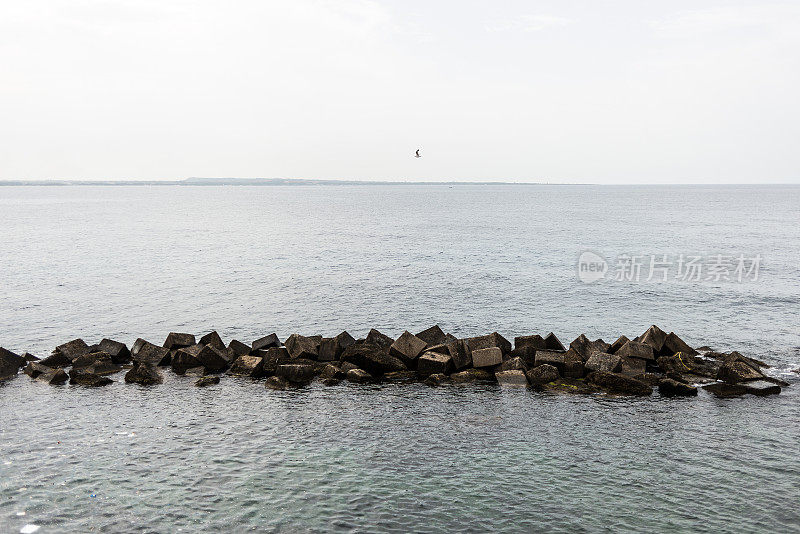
1;1;799;183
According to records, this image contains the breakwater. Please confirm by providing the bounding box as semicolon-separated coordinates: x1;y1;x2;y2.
0;325;788;398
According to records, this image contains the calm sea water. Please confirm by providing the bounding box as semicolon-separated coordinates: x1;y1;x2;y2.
1;184;799;533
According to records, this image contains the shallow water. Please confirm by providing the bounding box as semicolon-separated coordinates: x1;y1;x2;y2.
1;184;800;532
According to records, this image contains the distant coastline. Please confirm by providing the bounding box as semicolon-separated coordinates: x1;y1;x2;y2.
0;177;557;186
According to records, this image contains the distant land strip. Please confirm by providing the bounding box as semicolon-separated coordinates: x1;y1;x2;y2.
0;177;561;186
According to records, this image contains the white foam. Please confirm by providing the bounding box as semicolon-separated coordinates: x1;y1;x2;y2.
20;525;40;534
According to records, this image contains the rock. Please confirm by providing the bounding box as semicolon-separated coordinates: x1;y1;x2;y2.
514;335;546;351
508;346;537;368
662;332;698;356
252;333;281;351
526;364;560;386
69;369;113;387
450;368;495;383
21;352;40;362
499;357;527;372
98;339;131;364
39;351;73;368
495;369;529;387
417;351;454;376
228;355;265;377
71;351;112;369
586;371;652;396
261;347;292;376
365;329;394;349
423;373;447;387
444;339;472;370
171;345;203;375
163;333;196;350
616;340;655;361
265;376;290;390
465;332;512;356
55;339;90;362
619;356;647;376
569;334;610;362
341;344;406;377
132;339;171;367
34;367;69;385
195;376;220;387
195;344;230;373
0;347;26;369
199;331;226;351
637;325;668;353
472;347;503;368
124;363;163;385
83;355;121;376
184;366;207;376
658;378;698;397
228;339;252;358
318;331;356;362
319;364;346;380
543;332;566;351
704;381;781;398
0;348;21;381
275;363;317;384
533;350;565;371
415;325;447;347
23;362;51;378
346;368;374;383
562;349;585;378
656;352;720;379
389;331;428;366
382;370;418;382
284;334;320;360
585;352;621;374
632;373;664;386
541;378;602;395
339;361;360;374
717;354;765;384
607;335;630;355
322;378;342;386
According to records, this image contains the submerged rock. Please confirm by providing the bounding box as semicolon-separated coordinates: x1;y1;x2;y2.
495;369;528;387
586;371;652;396
69;369;113;387
124;363;163;385
541;378;601;395
526;364;560;387
195;376;220;387
703;381;781;398
228;355;265;377
450;368;495;383
658;378;698;397
346;368;374;383
423;373;447;387
382;370;417;382
265;376;290;390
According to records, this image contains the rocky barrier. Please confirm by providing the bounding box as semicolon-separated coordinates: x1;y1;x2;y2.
0;325;790;397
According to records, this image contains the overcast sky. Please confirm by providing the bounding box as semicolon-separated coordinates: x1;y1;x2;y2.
1;1;799;183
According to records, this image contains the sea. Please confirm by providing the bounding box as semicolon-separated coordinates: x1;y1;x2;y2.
1;184;799;533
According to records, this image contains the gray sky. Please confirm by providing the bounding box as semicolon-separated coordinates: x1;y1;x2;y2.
1;1;799;183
